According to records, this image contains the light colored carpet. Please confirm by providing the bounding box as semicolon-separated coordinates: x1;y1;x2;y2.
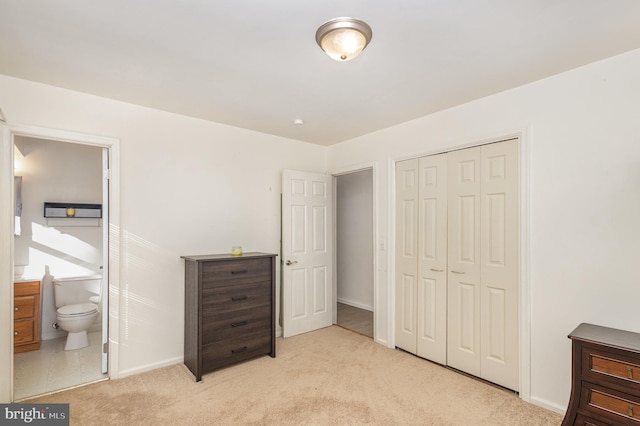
28;326;562;425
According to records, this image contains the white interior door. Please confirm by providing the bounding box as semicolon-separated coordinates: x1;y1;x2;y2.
447;146;482;377
282;169;333;338
101;148;109;374
416;154;448;364
395;159;418;353
480;140;519;391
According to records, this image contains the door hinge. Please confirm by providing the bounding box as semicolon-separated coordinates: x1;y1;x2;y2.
103;168;110;180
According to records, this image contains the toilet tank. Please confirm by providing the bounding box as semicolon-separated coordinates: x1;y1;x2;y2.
53;275;102;308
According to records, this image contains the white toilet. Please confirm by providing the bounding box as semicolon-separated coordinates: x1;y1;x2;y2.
53;275;101;351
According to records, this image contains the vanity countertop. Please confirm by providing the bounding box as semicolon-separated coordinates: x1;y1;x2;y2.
13;275;42;283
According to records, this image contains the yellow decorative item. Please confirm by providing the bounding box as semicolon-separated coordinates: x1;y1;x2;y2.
231;246;243;256
66;207;76;217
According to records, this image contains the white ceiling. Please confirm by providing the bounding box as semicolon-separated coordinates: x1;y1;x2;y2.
1;1;640;146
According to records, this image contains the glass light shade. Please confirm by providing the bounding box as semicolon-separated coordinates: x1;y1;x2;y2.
316;18;372;61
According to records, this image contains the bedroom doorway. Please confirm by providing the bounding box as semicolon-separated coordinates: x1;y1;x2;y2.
335;169;374;338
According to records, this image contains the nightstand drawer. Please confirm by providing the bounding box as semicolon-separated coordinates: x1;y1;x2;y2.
202;258;271;288
584;348;640;389
574;414;605;426
14;296;35;320
582;383;640;423
202;305;271;344
14;319;35;344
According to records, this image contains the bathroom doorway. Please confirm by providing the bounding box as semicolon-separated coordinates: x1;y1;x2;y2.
12;136;109;400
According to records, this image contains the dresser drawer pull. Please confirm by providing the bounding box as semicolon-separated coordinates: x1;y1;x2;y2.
231;296;248;302
14;307;18;311
231;321;248;328
14;331;18;336
231;270;248;275
628;366;634;379
629;404;634;417
231;346;248;354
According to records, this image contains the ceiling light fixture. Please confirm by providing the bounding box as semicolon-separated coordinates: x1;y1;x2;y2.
315;17;372;62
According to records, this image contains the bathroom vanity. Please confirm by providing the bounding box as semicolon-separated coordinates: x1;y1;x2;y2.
181;252;277;381
14;280;43;353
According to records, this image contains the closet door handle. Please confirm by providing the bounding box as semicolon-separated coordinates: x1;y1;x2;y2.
430;268;444;272
451;270;465;274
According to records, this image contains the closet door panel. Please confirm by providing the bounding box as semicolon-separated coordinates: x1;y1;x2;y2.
480;140;519;391
447;147;481;376
395;159;419;354
416;154;447;364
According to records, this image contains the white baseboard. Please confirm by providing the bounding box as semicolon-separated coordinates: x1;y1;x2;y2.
529;396;567;415
117;356;184;379
337;297;373;311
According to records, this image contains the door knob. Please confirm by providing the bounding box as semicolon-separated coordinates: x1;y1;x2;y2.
285;260;298;266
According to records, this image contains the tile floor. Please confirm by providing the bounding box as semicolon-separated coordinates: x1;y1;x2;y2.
13;331;107;400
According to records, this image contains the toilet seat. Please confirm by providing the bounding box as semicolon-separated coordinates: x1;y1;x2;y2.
57;302;98;317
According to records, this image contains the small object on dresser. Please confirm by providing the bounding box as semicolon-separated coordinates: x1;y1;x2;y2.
231;246;243;256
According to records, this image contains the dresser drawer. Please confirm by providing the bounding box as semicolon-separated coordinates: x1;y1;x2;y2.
14;296;35;320
574;414;607;426
202;305;271;345
14;319;35;344
15;281;40;297
584;347;640;390
202;330;271;373
582;383;640;423
201;258;271;288
202;281;270;315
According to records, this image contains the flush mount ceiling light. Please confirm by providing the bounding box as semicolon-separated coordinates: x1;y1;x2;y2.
315;17;372;61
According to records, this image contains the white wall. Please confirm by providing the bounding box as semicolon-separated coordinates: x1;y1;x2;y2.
0;74;327;385
327;48;640;411
336;169;374;310
14;137;103;340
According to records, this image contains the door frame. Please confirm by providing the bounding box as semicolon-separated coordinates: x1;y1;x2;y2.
331;162;378;342
0;124;121;402
389;130;531;402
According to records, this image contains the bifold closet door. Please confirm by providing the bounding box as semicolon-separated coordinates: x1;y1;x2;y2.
396;139;519;391
446;140;519;391
479;140;519;391
446;146;482;377
395;159;418;354
416;154;447;364
395;155;448;364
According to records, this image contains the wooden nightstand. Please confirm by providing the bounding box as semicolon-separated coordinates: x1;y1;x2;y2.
562;323;640;425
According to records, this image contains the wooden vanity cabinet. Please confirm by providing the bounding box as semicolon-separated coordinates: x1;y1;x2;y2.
14;280;43;353
563;323;640;425
182;252;276;381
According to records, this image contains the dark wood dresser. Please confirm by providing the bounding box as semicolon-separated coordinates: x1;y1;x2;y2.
563;323;640;425
181;252;276;381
